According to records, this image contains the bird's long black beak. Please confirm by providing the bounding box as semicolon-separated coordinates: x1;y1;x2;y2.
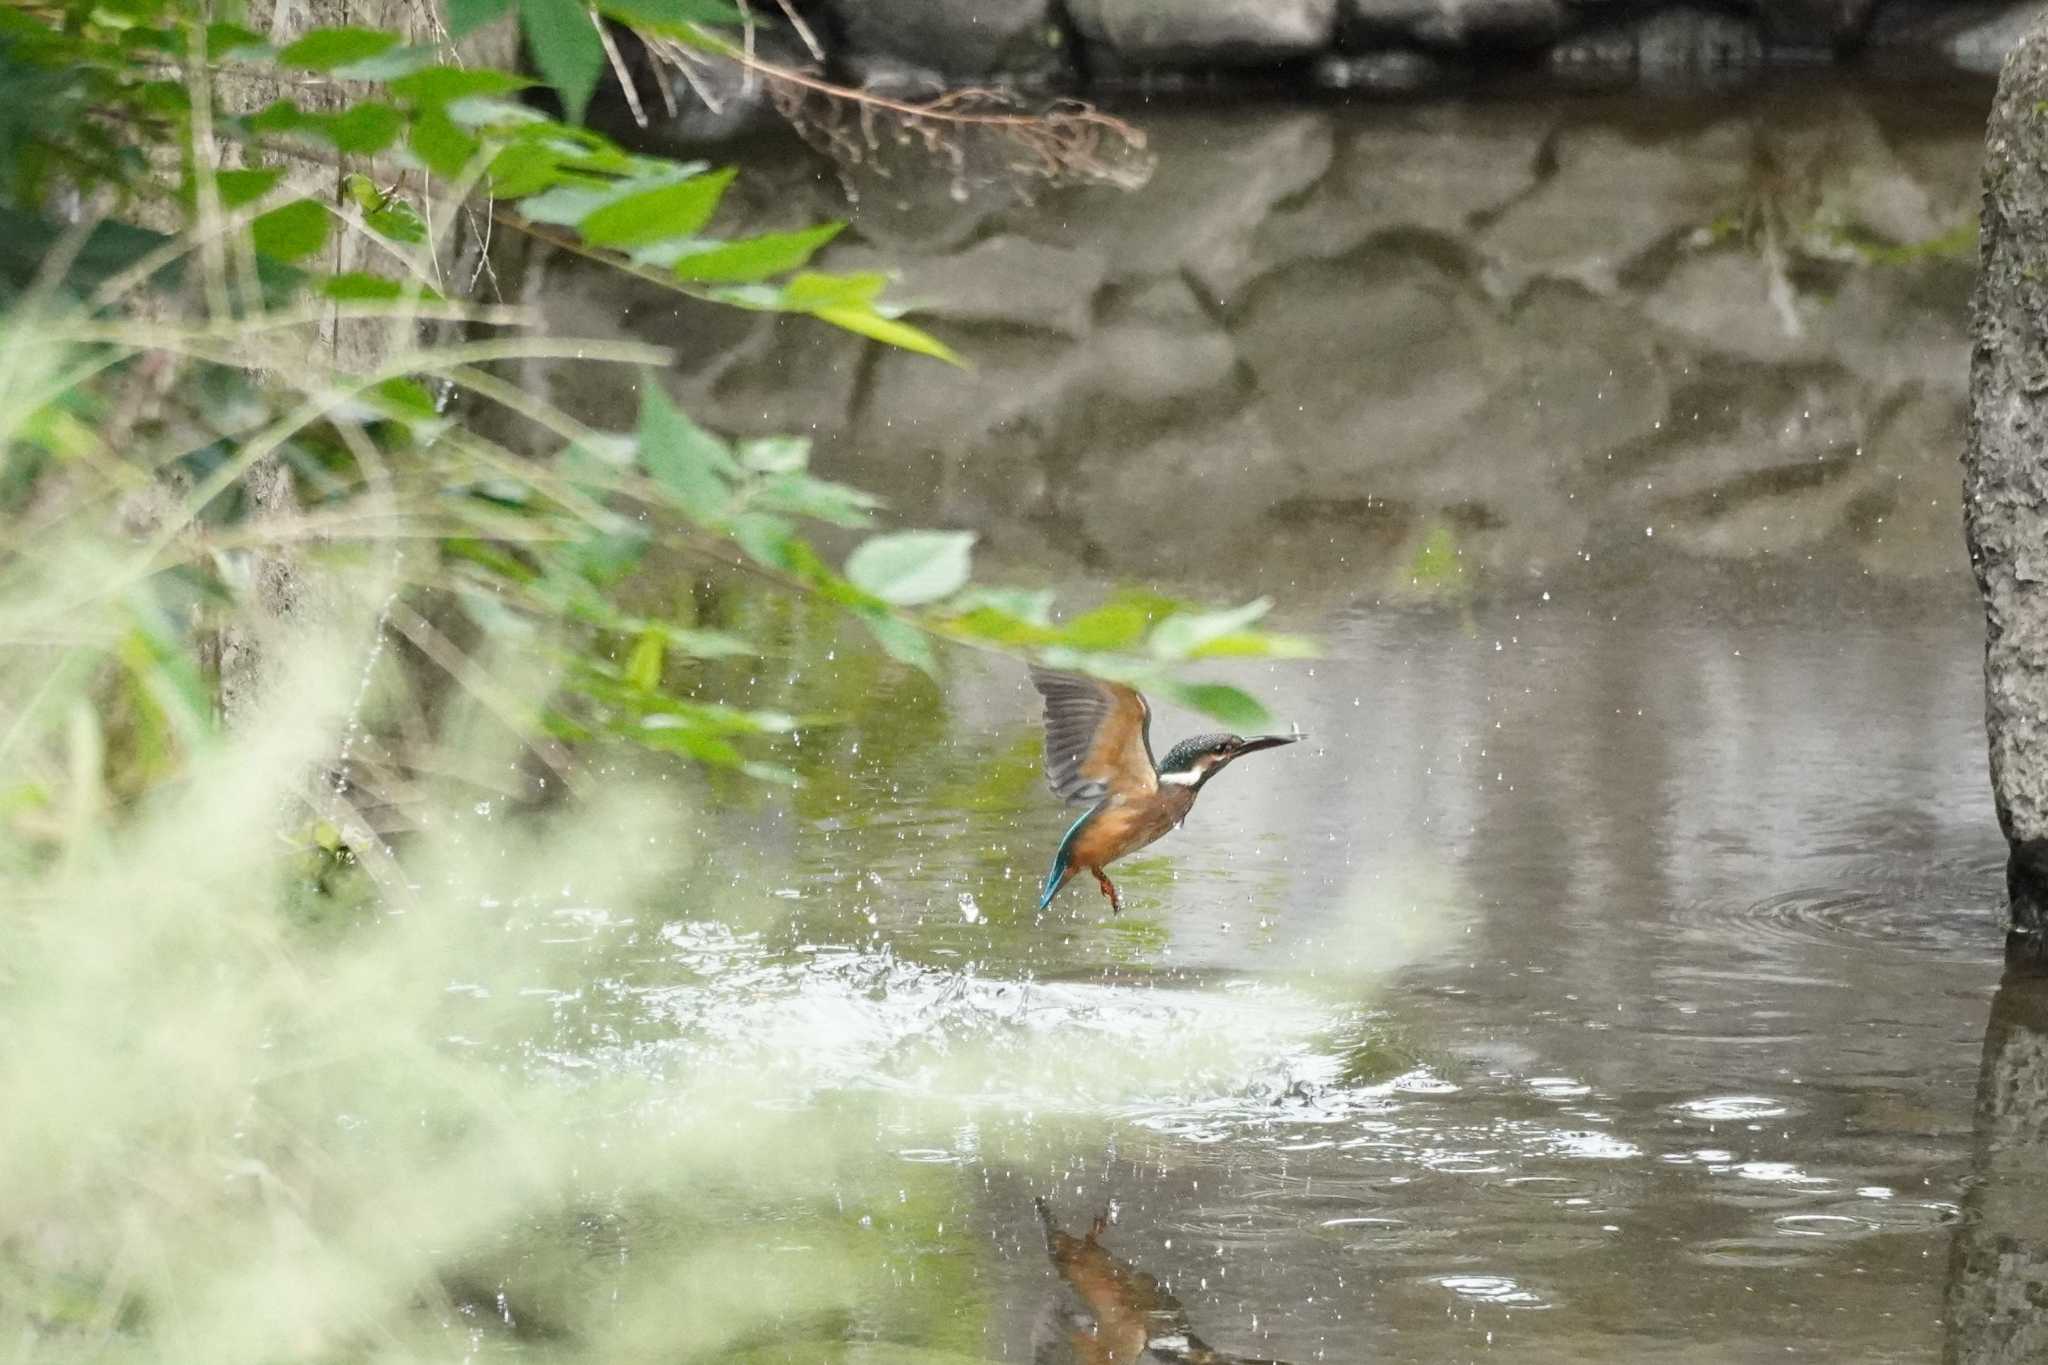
1238;731;1303;755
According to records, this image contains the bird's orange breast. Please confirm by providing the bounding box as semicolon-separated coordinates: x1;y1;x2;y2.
1067;788;1196;869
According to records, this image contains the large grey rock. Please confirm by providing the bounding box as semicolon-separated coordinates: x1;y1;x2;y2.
1965;12;2048;957
1068;0;1338;63
823;0;1070;81
1346;0;1566;49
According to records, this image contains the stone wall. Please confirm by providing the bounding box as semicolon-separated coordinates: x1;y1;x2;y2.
782;0;2038;93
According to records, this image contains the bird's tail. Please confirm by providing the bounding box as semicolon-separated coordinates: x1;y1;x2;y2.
1036;863;1069;912
1037;805;1097;911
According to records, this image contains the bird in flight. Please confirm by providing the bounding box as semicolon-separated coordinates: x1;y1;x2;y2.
1029;665;1301;914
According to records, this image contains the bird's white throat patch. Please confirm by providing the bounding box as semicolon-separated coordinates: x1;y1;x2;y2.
1159;769;1203;786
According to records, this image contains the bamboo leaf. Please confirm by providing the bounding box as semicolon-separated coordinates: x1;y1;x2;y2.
811;305;963;366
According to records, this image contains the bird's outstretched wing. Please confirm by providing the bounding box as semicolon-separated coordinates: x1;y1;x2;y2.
1029;665;1157;803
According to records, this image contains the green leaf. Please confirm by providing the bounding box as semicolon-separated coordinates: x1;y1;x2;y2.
328;103;407;153
737;436;809;473
249;199;330;262
565;527;649;586
1184;631;1318;660
519;0;605;124
487;142;571;198
516;162;704;225
728;512;796;569
369;203;428;244
860;610;938;677
597;0;746;27
944;606;1058;647
812;305;964;366
1164;681;1270;730
342;174;427;243
951;586;1054;625
579;168;736;248
408;104;482;178
447;0;514;36
276;26;398;71
844;530;974;606
665;627;754;658
1057;595;1176;651
669;223;845;283
389;66;533;104
208;166;282;208
1148;598;1272;660
750;473;878;528
242;100;405;153
626;627;665;690
333;43;440;80
637;386;734;521
778;270;885;309
368;377;439;421
206;21;271;59
741;760;801;786
320;271;442;302
448;95;554;130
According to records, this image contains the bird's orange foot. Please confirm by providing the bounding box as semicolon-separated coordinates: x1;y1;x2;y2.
1090;867;1122;915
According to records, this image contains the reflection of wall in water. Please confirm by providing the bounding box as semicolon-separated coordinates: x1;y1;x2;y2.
530;84;1983;598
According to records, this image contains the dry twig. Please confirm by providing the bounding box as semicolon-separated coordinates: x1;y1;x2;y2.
633;30;1153;192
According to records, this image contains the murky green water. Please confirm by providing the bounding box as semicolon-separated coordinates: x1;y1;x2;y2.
513;77;2048;1363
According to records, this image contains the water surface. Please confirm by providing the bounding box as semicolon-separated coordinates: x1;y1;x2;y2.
518;76;2047;1364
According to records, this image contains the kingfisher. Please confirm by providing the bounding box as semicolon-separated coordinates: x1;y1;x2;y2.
1030;665;1301;914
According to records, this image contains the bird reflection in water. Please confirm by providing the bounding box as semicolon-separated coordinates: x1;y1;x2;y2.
1034;1199;1288;1365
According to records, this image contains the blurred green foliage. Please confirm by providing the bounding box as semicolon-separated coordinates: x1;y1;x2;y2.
0;2;1319;1356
